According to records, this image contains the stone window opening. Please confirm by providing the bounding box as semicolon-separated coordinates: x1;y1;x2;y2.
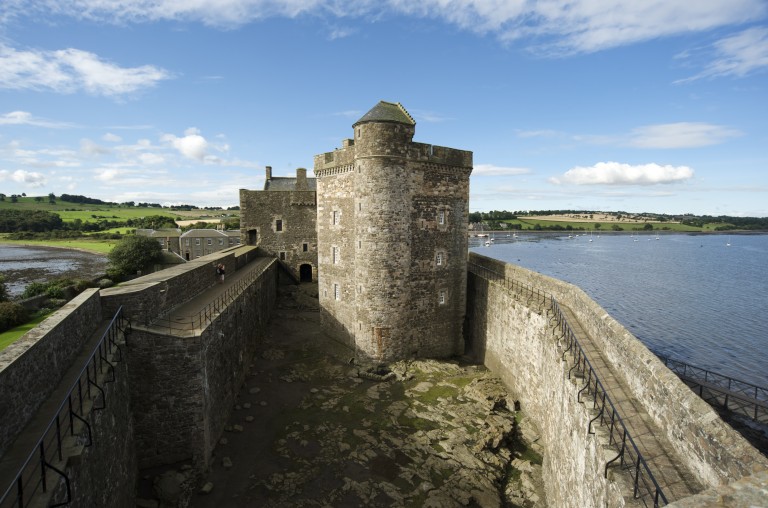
195;239;201;246
358;240;362;249
332;246;339;264
275;219;283;232
279;251;286;261
218;239;224;246
334;283;340;301
207;239;212;246
332;210;340;225
438;210;445;225
439;290;446;305
303;243;308;252
436;252;444;266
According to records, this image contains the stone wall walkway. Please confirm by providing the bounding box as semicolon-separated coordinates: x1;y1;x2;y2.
557;304;702;504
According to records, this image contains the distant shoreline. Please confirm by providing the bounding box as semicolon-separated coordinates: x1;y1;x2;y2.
0;240;108;256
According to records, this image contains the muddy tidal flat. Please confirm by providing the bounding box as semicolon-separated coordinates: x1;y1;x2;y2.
0;244;108;297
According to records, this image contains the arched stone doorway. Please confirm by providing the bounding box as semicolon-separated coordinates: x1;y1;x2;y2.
299;264;313;282
247;229;258;246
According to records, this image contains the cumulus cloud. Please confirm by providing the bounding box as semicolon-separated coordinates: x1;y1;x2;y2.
162;127;209;161
0;43;171;96
473;164;531;176
102;132;122;142
550;162;694;185
0;169;47;187
675;27;768;83
628;122;741;149
2;0;764;55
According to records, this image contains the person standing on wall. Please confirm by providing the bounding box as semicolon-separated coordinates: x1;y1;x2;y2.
216;263;225;283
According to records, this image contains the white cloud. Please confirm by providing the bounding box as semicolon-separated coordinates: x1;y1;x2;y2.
0;110;74;128
550;162;694;185
473;164;531;176
3;1;764;55
80;138;111;156
628;123;741;149
0;169;47;187
102;133;122;142
0;43;171;96
675;27;768;83
162;129;209;161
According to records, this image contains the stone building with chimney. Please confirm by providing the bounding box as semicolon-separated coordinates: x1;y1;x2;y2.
239;167;317;282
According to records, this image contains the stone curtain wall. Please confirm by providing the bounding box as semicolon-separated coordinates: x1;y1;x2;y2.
201;263;276;463
466;252;768;505
465;263;624;508
48;350;136;508
127;260;277;469
101;254;236;326
0;289;103;457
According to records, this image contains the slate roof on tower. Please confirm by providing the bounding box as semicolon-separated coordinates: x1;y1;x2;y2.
353;101;416;126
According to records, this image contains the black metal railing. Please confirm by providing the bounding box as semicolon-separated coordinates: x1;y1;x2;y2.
468;263;668;507
551;299;668;507
657;355;768;425
0;308;130;508
149;259;275;334
467;262;550;310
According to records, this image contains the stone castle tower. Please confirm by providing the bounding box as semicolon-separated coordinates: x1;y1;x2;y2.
314;101;473;361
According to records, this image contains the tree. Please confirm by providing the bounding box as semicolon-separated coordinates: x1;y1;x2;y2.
48;192;56;204
34;196;43;203
107;235;163;279
0;275;9;302
643;223;653;230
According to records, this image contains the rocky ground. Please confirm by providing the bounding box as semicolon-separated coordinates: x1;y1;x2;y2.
141;284;546;508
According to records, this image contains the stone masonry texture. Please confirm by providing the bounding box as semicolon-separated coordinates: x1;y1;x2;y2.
314;102;472;362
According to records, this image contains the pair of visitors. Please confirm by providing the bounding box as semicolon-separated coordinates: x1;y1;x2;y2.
216;263;226;283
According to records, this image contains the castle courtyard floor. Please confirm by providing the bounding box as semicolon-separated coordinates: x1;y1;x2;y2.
181;283;545;508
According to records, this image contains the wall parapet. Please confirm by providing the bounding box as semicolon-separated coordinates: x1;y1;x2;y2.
0;289;103;458
467;252;768;494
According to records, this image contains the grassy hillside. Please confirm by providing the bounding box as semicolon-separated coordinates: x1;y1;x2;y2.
502;217;704;232
0;196;235;223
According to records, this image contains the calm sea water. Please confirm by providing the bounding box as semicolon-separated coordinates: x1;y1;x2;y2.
471;233;768;388
0;244;108;297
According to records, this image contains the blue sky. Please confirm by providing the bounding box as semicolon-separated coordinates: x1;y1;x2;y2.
0;1;766;216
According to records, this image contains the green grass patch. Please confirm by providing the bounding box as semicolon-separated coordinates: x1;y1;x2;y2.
0;311;53;351
417;384;459;405
0;238;115;254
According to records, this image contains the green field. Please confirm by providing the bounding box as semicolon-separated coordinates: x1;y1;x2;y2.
0;237;116;254
0;196;237;223
504;218;706;232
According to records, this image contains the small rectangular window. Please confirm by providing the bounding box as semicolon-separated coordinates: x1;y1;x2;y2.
195;239;201;246
279;251;286;260
436;253;443;266
358;240;361;249
303;243;308;252
332;210;339;225
276;219;283;232
334;283;340;301
186;239;190;246
207;239;212;246
332;246;338;264
438;211;445;225
439;290;446;305
219;239;224;246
